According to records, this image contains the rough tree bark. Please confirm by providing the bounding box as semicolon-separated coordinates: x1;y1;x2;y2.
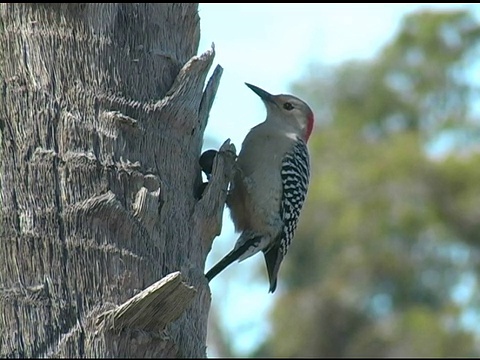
0;3;234;358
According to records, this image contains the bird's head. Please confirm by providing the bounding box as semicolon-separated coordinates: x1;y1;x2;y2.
246;83;315;142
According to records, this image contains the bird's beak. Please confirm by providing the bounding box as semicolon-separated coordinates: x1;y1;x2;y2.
245;83;275;104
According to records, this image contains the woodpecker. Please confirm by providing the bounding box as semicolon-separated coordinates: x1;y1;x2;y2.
196;149;218;199
199;149;217;181
205;83;314;293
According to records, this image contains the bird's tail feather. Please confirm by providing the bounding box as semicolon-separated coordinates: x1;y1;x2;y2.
205;236;261;282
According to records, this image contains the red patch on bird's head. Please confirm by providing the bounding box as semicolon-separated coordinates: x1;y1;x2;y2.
305;110;314;142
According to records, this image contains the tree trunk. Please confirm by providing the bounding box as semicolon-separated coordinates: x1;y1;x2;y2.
0;3;233;357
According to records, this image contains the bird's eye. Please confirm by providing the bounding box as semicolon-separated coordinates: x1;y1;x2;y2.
283;102;294;111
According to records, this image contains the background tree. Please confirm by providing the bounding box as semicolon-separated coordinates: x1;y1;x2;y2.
253;9;480;357
0;3;232;357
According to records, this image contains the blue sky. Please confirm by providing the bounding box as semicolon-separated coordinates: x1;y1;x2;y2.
197;3;478;357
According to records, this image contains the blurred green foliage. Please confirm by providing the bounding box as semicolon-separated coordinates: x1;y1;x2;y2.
254;9;480;357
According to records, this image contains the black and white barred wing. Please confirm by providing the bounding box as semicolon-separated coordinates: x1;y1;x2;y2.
279;140;310;256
